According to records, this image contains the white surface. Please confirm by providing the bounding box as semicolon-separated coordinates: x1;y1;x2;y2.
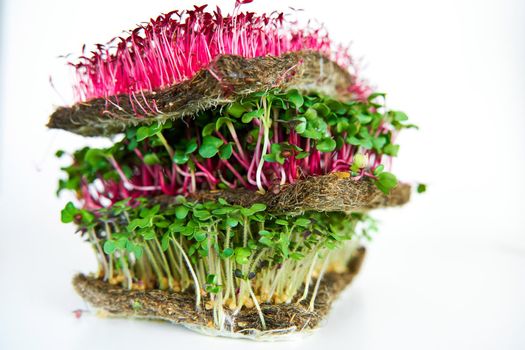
1;0;524;349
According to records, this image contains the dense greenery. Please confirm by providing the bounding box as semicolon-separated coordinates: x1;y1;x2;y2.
56;90;414;209
62;197;375;329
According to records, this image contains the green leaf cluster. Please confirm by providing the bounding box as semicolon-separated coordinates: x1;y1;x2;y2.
62;197;375;271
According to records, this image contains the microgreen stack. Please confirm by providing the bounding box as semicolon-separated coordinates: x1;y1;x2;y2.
53;3;414;336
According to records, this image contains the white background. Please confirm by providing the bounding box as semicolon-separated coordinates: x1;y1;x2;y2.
1;0;524;349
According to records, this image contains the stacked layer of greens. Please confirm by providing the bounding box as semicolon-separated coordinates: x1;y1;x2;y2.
58;89;413;330
58;90;414;207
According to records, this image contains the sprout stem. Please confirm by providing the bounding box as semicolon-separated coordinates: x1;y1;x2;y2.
172;238;202;310
296;252;318;304
256;97;271;193
308;251;331;312
248;282;267;330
